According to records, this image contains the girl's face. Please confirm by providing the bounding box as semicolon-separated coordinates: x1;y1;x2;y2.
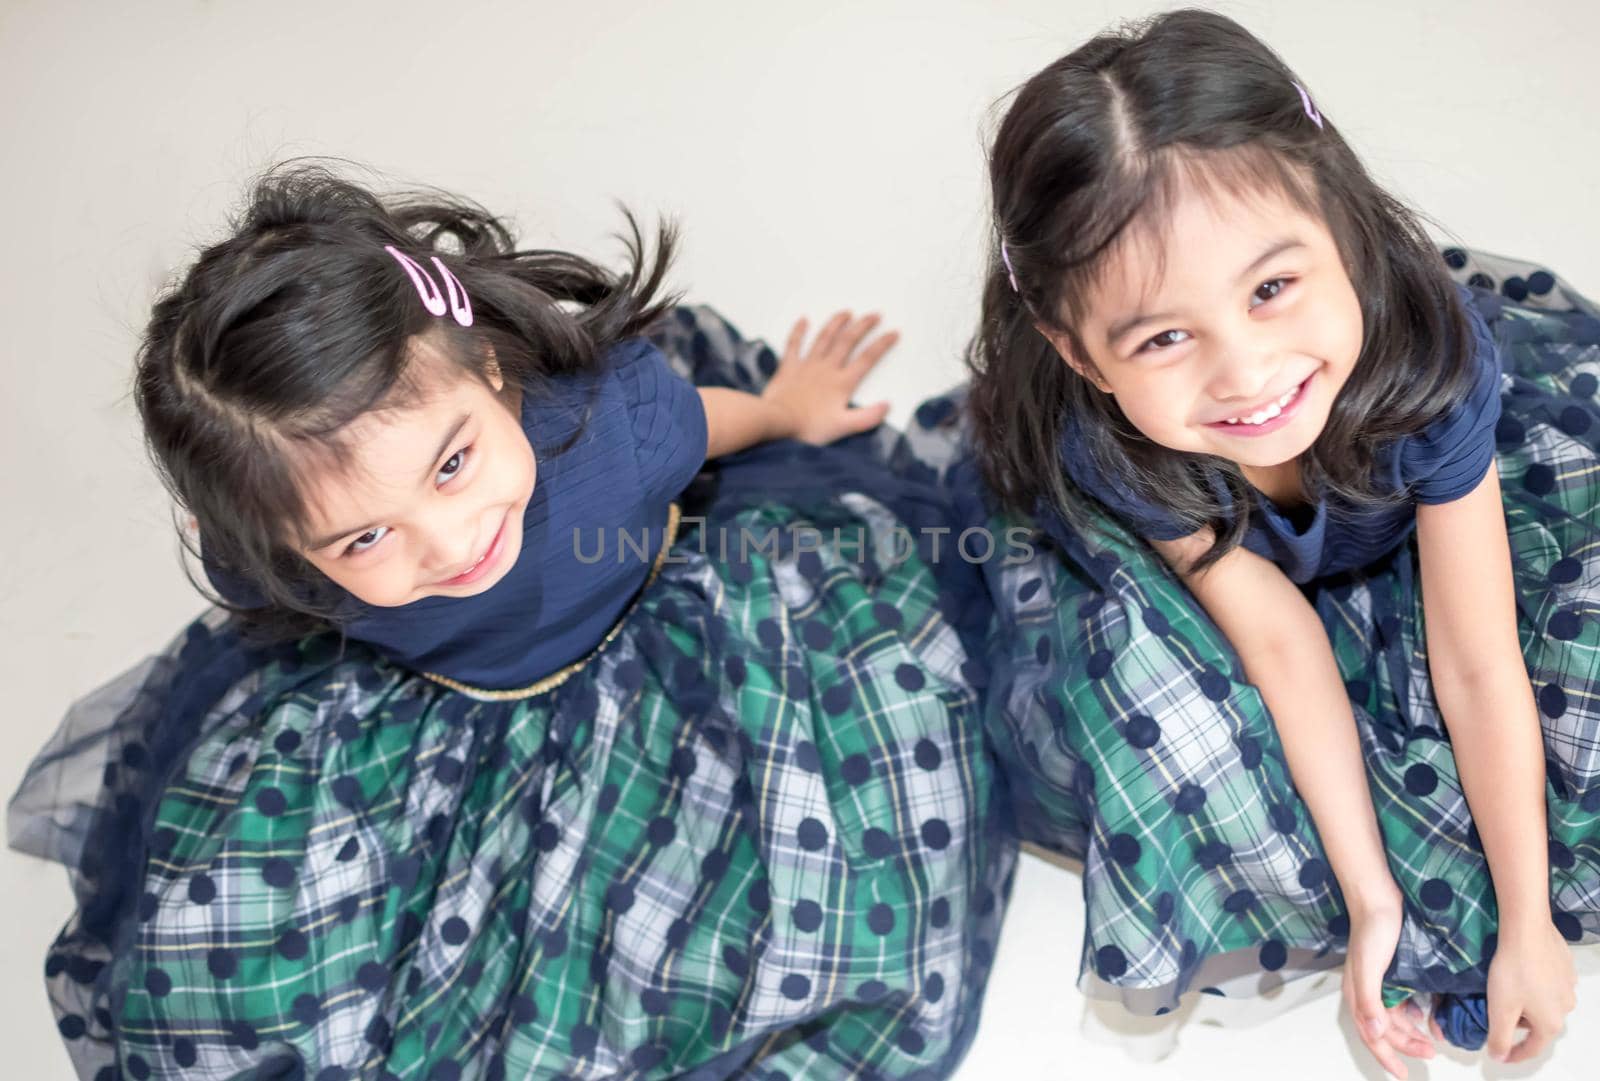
1045;176;1364;474
295;343;536;607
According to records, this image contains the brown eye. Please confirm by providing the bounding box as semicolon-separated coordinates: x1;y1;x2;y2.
345;527;389;556
1252;278;1290;307
438;448;469;484
1140;329;1190;353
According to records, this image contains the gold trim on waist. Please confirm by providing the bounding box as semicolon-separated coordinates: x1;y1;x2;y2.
420;501;682;702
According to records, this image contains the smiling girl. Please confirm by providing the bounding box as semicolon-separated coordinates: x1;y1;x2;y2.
9;164;1012;1081
936;8;1600;1078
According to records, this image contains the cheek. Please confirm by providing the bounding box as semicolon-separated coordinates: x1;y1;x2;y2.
314;555;419;608
478;415;535;494
503;432;537;500
1311;285;1364;369
519;441;537;493
1115;374;1197;439
1339;301;1364;368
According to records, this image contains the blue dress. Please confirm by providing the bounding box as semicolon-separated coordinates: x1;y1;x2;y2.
9;307;1015;1081
910;250;1600;1050
202;337;710;688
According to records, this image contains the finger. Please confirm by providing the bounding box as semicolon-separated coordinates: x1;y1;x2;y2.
1350;975;1389;1055
1345;983;1400;1078
1504;1037;1546;1065
1384;1022;1433;1060
834;312;883;362
848;329;901;372
781;318;808;364
1504;1020;1551;1065
810;311;853;360
1389;1002;1433;1058
1401;999;1432;1034
845;401;891;435
1485;1001;1523;1063
1342;980;1375;1042
1399;999;1425;1030
1427;1014;1444;1044
1359;1026;1408;1081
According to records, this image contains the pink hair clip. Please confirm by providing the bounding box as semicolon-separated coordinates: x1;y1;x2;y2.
383;244;474;327
1291;80;1323;130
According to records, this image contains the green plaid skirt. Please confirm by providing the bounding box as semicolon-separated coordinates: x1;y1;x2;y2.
10;307;1014;1080
906;249;1600;1030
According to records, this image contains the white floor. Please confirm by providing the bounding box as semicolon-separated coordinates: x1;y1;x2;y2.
3;1;1599;1077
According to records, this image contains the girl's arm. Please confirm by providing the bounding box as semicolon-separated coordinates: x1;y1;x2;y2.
698;311;896;461
1153;531;1431;1077
1154;530;1394;902
699;387;794;459
1414;460;1577;1063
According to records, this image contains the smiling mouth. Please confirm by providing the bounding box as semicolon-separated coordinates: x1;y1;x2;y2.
1205;375;1312;433
437;513;509;587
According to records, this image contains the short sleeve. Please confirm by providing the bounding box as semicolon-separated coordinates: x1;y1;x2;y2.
1057;424;1195;540
1396;288;1505;504
614;339;708;503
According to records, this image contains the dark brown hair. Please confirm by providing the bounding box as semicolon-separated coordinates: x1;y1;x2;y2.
136;160;677;639
967;8;1476;571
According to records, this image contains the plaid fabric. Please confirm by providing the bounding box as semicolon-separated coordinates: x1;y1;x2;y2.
11;307;1014;1080
912;247;1600;1017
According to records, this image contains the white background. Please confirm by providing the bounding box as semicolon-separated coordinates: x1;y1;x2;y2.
3;1;1599;1076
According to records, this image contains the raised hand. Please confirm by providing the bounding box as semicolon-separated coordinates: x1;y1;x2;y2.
761;311;896;445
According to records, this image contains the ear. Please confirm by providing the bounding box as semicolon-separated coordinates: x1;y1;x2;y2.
484;344;504;392
1036;323;1113;394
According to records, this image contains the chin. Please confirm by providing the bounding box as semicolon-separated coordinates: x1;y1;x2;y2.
1236;442;1306;468
1233;448;1304;473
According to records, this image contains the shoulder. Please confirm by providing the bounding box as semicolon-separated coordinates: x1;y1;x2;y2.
597;336;707;501
1393;283;1505;503
606;337;666;399
1439;282;1505;416
603;337;704;445
519;339;689;432
1451;281;1505;387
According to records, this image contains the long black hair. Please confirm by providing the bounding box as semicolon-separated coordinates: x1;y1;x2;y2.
136;160;678;640
967;8;1477;572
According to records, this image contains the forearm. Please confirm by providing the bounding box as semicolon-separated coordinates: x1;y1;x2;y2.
1156;533;1396;905
1414;469;1554;932
1431;661;1551;928
698;387;792;459
1243;617;1396;907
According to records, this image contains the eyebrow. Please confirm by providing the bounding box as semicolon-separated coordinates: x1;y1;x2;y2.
1105;238;1307;347
308;412;472;550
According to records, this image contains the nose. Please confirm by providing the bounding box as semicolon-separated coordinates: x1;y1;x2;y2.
1207;347;1282;404
420;514;481;580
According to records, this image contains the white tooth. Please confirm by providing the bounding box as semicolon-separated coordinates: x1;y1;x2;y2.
1264;403;1282;419
1226;418;1239;424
